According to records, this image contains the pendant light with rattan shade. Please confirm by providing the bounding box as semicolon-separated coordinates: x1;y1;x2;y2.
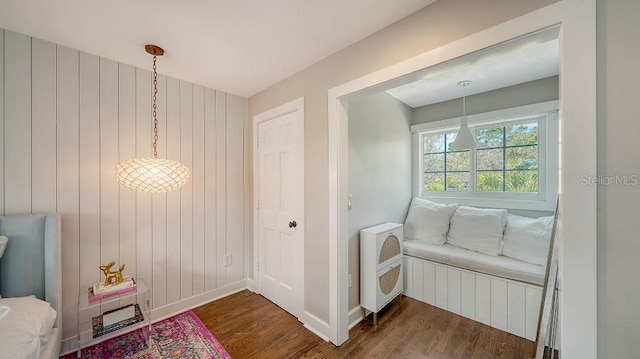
116;45;190;193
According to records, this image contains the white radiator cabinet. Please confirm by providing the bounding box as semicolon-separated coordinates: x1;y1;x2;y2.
360;223;404;323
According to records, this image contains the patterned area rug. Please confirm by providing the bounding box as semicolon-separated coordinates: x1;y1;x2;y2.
62;310;231;359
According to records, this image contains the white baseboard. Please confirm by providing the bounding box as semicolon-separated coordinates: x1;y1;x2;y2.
245;278;326;342
245;277;257;293
348;306;364;330
60;279;249;355
303;311;330;342
150;280;247;322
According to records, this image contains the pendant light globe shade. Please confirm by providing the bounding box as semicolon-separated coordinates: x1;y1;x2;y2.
116;157;190;193
451;118;478;151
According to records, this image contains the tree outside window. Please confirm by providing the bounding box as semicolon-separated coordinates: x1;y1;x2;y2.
421;117;541;194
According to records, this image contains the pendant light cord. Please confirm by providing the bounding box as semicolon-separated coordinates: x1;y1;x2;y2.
458;80;471;118
116;45;189;194
463;95;466;117
152;54;159;159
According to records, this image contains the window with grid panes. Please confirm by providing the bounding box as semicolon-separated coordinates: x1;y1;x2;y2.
475;118;539;193
414;104;557;210
421;131;471;192
420;115;548;195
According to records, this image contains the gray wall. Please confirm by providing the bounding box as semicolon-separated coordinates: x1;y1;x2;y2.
412;76;559;124
347;92;412;311
249;0;640;356
249;0;556;323
597;0;640;357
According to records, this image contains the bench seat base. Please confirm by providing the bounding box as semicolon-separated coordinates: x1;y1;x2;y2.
403;255;542;341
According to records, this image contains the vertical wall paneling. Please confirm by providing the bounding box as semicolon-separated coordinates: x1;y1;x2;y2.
165;77;182;304
226;94;244;282
192;85;206;295
435;265;448;309
79;52;101;288
31;39;57;213
526;286;543;340
447;268;461;314
243;97;251;279
423;261;435;305
240;97;248;279
507;282;526;338
0;29;249;348
490;278;508;331
99;58;120;265
203;88;217;291
460;271;476;319
4;31;31;213
151;74;168;307
0;30;4;215
179;80;194;299
215;91;227;286
475;275;491;325
56;45;80;340
135;69;153;295
411;257;423;302
118;64;137;277
403;257;412;297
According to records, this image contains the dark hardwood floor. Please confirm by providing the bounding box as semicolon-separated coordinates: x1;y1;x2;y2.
193;290;534;359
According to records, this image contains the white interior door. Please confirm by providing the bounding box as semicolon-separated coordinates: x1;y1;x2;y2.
255;98;304;320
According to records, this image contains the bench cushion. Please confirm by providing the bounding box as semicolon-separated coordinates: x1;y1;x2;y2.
403;241;545;286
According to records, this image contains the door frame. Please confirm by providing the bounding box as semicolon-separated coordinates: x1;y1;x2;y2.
328;0;596;357
253;97;305;320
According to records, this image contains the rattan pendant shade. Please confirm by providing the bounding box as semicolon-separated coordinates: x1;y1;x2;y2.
116;45;190;193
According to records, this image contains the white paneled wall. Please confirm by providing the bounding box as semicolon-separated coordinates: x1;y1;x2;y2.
0;29;248;347
404;255;543;341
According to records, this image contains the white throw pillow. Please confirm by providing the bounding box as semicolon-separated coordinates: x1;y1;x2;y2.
447;206;508;256
404;198;458;244
0;236;7;258
502;214;554;265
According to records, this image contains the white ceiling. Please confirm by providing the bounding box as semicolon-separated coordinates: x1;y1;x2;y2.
0;0;436;98
386;28;560;108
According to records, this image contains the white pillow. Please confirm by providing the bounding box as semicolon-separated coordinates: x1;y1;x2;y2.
0;297;57;344
0;236;7;258
502;214;554;265
447;206;508;256
404;198;458;244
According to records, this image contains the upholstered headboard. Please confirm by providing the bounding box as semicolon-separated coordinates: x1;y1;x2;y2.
0;213;62;331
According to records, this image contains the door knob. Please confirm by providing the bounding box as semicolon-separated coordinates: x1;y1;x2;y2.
289;220;297;228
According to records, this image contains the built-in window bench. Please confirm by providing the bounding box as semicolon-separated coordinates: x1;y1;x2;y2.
403;252;542;341
399;198;555;342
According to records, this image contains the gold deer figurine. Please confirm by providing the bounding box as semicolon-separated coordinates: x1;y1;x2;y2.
99;261;125;286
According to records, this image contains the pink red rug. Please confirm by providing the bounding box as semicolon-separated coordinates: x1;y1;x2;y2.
62;310;231;358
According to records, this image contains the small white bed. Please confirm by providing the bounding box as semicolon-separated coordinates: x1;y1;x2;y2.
0;213;62;359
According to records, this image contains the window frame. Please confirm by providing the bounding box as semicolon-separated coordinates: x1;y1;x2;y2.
411;101;558;211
